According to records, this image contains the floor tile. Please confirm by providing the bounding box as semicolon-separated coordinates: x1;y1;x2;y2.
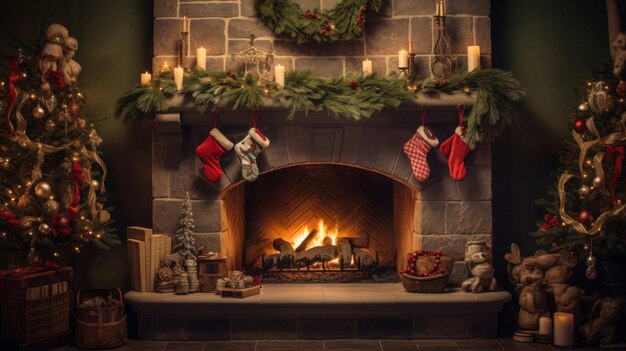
256;340;325;350
414;339;458;346
203;341;256;351
419;346;460;351
325;340;383;350
119;340;168;351
380;340;418;351
457;339;502;349
165;342;206;351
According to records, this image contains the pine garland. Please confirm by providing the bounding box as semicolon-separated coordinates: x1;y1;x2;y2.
115;69;525;146
255;0;384;44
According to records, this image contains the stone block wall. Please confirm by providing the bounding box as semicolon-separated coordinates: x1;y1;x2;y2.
153;0;492;77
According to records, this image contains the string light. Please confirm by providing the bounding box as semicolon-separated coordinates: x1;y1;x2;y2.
73;246;81;253
53;252;60;257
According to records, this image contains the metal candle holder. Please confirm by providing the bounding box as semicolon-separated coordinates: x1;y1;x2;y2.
177;31;189;71
431;14;453;79
399;41;417;83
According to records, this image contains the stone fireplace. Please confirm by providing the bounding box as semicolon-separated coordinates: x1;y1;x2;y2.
126;0;511;340
151;94;491;286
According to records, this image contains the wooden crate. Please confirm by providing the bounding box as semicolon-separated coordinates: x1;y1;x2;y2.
221;284;260;298
0;267;73;350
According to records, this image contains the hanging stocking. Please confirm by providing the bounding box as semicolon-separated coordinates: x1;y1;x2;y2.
195;112;234;183
439;105;474;181
235;113;270;182
403;108;439;182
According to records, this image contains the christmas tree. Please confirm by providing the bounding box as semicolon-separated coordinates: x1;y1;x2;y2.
0;24;118;262
531;66;626;276
175;192;197;260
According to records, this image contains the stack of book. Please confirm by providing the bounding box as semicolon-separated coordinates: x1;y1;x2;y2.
127;227;172;292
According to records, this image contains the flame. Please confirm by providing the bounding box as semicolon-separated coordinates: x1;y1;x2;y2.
292;219;339;250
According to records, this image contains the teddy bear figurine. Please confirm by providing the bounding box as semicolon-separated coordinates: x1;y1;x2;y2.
461;241;497;293
579;297;621;346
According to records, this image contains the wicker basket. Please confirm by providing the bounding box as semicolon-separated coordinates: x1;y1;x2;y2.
74;288;126;349
401;255;454;293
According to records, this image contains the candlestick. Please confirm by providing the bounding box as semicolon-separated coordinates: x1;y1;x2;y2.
362;59;372;75
140;71;152;86
539;316;552;336
197;47;207;70
182;16;189;32
275;64;285;88
467;45;481;72
174;66;184;91
160;61;171;74
435;0;445;16
554;312;574;347
398;49;408;69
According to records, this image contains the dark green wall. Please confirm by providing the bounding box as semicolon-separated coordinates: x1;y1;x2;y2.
490;0;611;288
0;0;153;288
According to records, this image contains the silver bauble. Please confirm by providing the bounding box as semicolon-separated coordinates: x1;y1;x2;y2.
585;267;598;280
43;200;60;216
33;105;45;119
592;176;603;188
34;182;52;198
38;223;51;234
44;119;56;132
578;185;591;197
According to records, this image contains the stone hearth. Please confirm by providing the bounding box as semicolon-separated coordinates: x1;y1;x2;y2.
125;284;510;340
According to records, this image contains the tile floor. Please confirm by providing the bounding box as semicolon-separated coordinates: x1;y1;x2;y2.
51;338;620;351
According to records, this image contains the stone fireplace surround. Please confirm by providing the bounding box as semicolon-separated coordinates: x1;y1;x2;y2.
124;0;511;340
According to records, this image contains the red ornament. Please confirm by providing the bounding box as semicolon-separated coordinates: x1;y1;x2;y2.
69;102;80;117
573;118;587;133
375;87;382;94
617;80;626;97
349;80;359;89
577;210;594;226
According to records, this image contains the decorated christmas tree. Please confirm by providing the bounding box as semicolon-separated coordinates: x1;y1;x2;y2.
0;24;118;263
531;66;626;278
175;192;197;260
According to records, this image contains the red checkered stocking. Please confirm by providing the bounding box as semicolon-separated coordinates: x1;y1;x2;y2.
403;126;439;182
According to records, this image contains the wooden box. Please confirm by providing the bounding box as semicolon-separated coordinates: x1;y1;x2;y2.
0;267;73;350
221;284;260;298
197;256;227;293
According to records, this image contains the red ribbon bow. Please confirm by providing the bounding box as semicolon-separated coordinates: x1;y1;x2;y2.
606;144;624;204
44;70;66;89
0;209;21;227
539;214;561;231
66;161;84;221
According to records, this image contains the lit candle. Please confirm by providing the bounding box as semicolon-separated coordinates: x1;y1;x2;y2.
362;59;372;75
197;47;207;70
398;49;408;69
140;71;152;86
275;64;285;88
467;45;481;72
435;0;445;16
554;312;574;347
174;66;184;91
160;61;171;73
182;16;189;32
539;316;552;335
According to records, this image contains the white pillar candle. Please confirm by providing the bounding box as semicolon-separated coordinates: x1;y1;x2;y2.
275;64;285;88
398;49;408;68
467;45;481;72
174;66;184;91
182;16;189;32
539;316;552;335
140;71;152;86
362;59;373;75
197;47;207;70
554;312;574;347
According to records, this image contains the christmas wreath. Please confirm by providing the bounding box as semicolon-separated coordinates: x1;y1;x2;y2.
255;0;384;44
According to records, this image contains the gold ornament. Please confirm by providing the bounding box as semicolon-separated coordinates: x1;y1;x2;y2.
33;105;45;119
17;194;34;209
43;200;60;216
44;119;56;132
578;185;591;197
592;176;603;188
38;223;51;234
34;182;52;198
44;94;58;112
587;81;615;114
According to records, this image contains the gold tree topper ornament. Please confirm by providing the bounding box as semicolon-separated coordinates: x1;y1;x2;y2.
231;34;273;83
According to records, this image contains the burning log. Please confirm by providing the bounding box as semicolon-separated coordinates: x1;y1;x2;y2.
352;248;375;268
264;238;295;269
295;245;338;266
295;228;318;252
337;236;370;248
337;238;353;266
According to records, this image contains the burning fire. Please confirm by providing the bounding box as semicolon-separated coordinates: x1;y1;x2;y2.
292;219;339;250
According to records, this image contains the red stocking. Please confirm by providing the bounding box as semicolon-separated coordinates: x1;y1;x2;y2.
195;128;234;183
439;106;473;181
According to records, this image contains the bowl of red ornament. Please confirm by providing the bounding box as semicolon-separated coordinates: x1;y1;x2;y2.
400;250;454;293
